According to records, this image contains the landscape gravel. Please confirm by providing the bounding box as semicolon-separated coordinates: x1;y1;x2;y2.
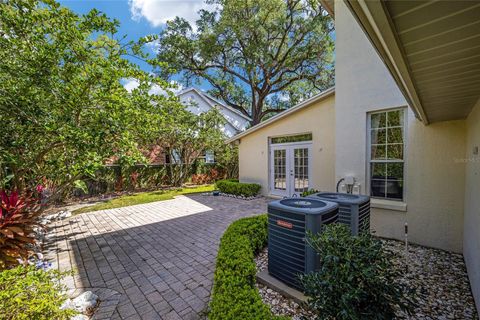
255;239;478;319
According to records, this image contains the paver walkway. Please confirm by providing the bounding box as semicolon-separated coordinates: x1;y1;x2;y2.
45;194;270;320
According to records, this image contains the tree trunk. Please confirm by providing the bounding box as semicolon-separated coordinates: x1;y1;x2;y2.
251;95;266;125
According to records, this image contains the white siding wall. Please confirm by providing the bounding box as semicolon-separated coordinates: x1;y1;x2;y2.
464;98;480;311
178;90;250;138
335;0;465;252
204;96;250;132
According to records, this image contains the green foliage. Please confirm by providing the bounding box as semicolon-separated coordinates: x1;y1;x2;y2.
150;106;227;187
0;265;76;320
299;224;416;320
216;180;260;197
0;0;187;201
300;189;319;197
210;144;239;179
209;215;286;320
155;0;334;125
72;185;214;214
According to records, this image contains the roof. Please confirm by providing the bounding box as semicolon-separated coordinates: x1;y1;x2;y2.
344;0;480;123
177;87;252;122
226;87;335;143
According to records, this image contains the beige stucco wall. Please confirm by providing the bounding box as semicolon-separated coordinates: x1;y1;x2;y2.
464;98;480;311
335;0;465;252
238;95;335;196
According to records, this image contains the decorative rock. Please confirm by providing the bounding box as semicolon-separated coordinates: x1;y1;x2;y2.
218;192;261;201
42;210;73;224
72;291;98;313
70;315;88;320
61;298;73;310
255;239;478;320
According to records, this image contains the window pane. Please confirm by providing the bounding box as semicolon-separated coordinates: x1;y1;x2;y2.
371;112;386;128
371;145;386;160
371;128;386;144
371;163;386;179
388;163;404;199
294;148;309;193
387;163;404;180
274;149;286;190
388;127;403;144
387;144;403;160
271;133;312;144
387;110;403;127
371;180;386;198
371;163;386;198
386;179;403;199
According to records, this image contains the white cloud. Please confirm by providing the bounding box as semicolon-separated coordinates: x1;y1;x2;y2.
145;39;161;54
122;78;183;96
129;0;214;28
123;78;140;92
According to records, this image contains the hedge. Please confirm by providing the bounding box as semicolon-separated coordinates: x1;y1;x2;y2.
209;215;288;320
215;179;261;197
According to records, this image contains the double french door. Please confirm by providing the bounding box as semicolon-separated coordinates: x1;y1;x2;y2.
270;143;312;197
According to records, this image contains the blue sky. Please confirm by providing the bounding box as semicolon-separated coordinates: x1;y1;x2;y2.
58;0;212;74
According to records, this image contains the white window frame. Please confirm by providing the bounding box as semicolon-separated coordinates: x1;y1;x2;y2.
366;107;407;202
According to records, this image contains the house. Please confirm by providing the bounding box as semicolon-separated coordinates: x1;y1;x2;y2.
141;87;251;165
177;87;251;138
228;0;480;311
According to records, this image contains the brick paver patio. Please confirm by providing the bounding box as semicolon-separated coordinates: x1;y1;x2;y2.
45;194;270;319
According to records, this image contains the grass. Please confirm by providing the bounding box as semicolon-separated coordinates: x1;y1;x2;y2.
72;185;215;214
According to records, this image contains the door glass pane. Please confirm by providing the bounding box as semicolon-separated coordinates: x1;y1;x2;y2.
273;149;286;190
294;148;309;193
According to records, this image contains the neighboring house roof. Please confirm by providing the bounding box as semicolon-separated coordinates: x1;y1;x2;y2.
226;87;335;143
177;87;252;130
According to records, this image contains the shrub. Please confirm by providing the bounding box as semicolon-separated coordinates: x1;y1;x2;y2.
191;173;210;185
215;180;260;197
209;215;285;320
190;168;221;185
0;190;43;270
299;224;416;320
0;265;76;320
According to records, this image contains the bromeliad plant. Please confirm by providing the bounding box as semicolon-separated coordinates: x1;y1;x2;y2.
0;190;43;270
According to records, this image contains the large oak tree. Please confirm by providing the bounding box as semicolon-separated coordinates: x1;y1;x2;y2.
155;0;334;125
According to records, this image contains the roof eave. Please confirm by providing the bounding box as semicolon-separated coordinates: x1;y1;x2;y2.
344;0;429;125
226;87;335;144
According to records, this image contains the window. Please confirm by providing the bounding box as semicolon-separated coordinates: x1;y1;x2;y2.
368;109;405;201
271;133;312;144
205;150;215;163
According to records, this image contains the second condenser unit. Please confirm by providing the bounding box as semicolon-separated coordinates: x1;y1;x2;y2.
267;198;338;290
307;192;370;235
